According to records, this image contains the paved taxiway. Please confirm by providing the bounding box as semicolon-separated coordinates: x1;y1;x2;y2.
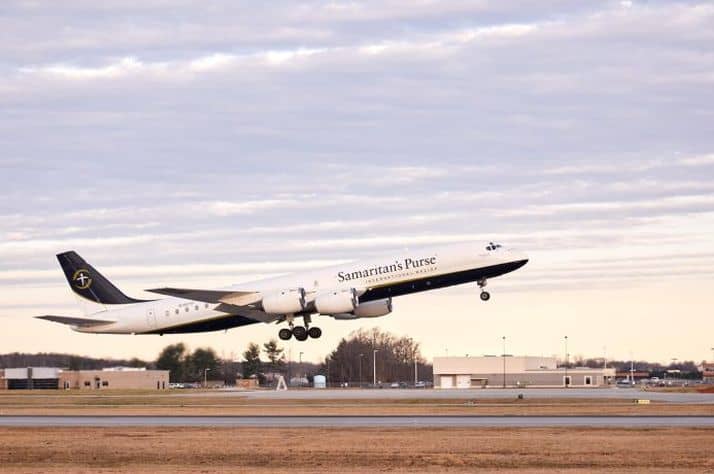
2;415;714;427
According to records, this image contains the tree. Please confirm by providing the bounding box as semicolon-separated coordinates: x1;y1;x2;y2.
263;339;285;374
321;328;432;385
242;343;262;380
185;347;220;383
156;343;187;382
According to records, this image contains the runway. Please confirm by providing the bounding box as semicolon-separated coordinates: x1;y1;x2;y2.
211;388;714;404
2;415;714;427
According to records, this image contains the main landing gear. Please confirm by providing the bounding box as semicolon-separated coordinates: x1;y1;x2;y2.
478;279;490;301
278;315;322;341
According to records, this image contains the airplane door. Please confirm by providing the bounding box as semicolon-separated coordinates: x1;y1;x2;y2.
146;308;157;328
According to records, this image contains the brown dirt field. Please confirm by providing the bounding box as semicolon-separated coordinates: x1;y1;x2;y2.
1;427;713;473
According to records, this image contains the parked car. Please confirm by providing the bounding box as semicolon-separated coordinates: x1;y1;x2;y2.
414;381;426;389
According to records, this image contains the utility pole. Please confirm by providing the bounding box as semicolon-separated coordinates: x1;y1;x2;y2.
204;368;211;388
564;336;569;388
502;336;506;389
373;349;379;386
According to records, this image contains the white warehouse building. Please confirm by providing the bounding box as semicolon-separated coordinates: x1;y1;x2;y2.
433;356;615;389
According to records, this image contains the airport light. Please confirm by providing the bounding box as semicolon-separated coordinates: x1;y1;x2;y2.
359;353;364;388
502;336;506;389
203;368;211;388
373;349;379;386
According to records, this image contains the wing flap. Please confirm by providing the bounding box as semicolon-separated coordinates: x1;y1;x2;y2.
35;315;115;327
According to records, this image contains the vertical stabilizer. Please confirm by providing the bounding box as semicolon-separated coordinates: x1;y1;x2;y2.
56;251;149;305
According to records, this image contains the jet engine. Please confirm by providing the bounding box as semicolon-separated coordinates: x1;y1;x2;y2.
315;288;358;315
261;288;306;314
330;298;392;320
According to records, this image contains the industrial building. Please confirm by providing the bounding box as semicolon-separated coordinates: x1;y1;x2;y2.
433;356;615;388
0;367;168;390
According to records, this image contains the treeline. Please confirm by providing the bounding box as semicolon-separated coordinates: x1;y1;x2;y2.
155;343;227;383
0;352;149;370
569;357;704;378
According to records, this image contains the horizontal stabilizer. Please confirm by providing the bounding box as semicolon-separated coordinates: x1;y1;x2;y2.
35;315;115;327
146;287;262;306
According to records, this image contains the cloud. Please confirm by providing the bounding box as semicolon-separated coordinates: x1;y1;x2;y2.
1;1;714;362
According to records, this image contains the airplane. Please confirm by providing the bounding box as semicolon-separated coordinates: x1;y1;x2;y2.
36;241;528;341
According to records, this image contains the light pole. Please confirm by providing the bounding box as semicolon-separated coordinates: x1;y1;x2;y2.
299;351;303;383
502;336;506;389
414;356;418;387
373;349;379;386
564;336;569;388
359;353;364;388
204;368;211;388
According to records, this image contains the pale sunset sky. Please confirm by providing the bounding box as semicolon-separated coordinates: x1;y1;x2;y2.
1;1;713;364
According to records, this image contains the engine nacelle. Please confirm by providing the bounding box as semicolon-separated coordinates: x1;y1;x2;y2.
261;288;306;314
330;298;392;320
315;288;358;315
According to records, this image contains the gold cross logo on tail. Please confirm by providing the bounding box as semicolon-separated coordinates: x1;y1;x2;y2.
72;269;92;289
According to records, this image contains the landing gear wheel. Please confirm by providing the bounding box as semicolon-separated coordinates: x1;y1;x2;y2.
292;326;308;341
480;291;491;301
308;327;322;339
278;328;293;340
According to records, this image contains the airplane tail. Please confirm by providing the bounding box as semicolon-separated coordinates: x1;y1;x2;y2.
56;251;150;305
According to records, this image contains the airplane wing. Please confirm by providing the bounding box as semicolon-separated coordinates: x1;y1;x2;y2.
146;287;277;323
35;315;115;327
146;287;262;306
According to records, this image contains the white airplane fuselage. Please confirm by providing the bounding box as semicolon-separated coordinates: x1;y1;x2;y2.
49;241;528;336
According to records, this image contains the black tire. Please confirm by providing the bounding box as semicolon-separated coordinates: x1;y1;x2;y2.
308;327;322;339
292;326;308;341
480;291;491;301
278;328;293;340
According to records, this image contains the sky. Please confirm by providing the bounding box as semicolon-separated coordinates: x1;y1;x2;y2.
1;0;713;365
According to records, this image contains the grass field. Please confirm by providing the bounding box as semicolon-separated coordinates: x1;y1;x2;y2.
1;426;713;473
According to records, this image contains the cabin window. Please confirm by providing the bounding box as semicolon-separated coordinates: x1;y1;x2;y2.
175;309;179;315
195;305;199;311
84;381;91;387
102;381;109;387
185;307;189;312
205;303;209;308
165;310;169;317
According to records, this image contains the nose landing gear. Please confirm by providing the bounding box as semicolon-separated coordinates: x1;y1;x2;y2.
478;279;490;301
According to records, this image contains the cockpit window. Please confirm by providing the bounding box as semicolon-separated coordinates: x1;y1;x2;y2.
486;242;503;251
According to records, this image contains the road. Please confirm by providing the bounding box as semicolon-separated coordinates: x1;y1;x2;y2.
2;415;714;427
